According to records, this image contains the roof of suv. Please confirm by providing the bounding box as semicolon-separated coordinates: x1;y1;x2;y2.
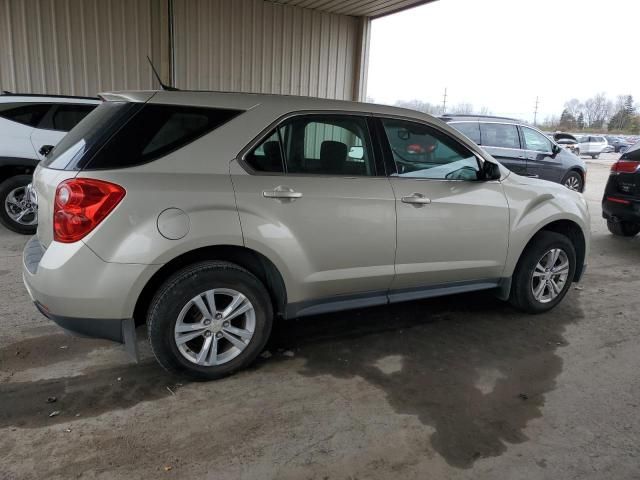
99;90;441;121
440;114;523;123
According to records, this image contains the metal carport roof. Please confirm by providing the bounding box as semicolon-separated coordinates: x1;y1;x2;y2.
270;0;437;18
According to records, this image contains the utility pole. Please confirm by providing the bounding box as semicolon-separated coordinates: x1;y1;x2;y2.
533;96;539;126
442;87;448;114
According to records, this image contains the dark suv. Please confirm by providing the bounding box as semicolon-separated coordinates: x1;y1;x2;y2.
602;140;640;236
441;115;587;192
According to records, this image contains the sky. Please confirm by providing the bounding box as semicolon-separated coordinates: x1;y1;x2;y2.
367;0;640;123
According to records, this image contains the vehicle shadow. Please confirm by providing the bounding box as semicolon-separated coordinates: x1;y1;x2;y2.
269;290;584;469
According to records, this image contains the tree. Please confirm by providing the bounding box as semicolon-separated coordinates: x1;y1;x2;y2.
394;99;439;115
564;98;583;119
624;95;636;116
450;102;474;115
576;112;585;130
584;93;611;128
559;108;576;130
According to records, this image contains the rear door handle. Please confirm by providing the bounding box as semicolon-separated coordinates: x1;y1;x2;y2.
263;186;303;200
401;193;431;205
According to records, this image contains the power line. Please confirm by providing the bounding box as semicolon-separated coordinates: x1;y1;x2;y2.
533;96;539;126
442;87;448;114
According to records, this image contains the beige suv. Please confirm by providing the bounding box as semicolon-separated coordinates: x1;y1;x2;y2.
22;91;590;379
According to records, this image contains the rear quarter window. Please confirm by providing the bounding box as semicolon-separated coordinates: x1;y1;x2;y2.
85;104;243;170
449;122;481;144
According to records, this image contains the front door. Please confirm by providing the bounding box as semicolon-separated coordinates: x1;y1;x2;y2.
231;113;397;307
479;122;527;175
521;126;565;183
376;118;510;293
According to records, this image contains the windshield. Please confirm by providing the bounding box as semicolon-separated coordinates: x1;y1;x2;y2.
42;102;139;170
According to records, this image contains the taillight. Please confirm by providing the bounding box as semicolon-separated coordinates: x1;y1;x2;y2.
54;178;126;243
611;160;640;173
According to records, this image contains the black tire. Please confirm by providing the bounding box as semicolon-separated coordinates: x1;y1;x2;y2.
509;231;576;314
0;175;37;235
592;154;599;159
147;261;273;380
607;220;640;237
561;170;584;192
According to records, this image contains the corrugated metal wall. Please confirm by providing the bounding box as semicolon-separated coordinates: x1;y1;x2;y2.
172;0;363;100
0;0;170;96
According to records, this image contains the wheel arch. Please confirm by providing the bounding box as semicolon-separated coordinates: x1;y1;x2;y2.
133;245;288;327
525;219;586;282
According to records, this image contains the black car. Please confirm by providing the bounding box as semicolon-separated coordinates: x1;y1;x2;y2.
605;136;633;153
441;115;587;192
602;140;640;236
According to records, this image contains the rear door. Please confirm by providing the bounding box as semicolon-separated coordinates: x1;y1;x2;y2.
478;122;527;175
31;103;96;160
231;113;397;306
0;102;52;160
377;117;509;292
521;126;565;182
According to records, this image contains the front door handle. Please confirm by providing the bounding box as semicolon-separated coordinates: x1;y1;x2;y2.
263;186;303;200
401;193;431;205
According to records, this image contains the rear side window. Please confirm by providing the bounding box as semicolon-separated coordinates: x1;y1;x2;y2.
479;123;520;149
86;104;242;170
0;102;52;127
450;122;481;144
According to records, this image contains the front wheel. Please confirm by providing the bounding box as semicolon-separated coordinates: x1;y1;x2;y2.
0;175;37;235
607;220;640;237
147;261;273;380
509;231;576;313
562;171;584;192
591;154;599;159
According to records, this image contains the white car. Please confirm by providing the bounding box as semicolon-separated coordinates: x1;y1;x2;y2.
0;93;99;233
578;135;608;159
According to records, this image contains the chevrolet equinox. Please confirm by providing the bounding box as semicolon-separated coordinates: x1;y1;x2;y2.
23;91;590;379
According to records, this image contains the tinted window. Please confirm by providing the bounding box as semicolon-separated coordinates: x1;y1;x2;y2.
479;123;520;149
43;102;138;170
0;102;52;127
382;119;480;180
86;104;242;170
522;127;553;152
450;122;481;144
50;104;96;131
245;130;285;173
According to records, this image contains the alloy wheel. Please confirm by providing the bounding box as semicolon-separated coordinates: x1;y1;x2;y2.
531;248;570;303
4;186;37;226
174;288;256;366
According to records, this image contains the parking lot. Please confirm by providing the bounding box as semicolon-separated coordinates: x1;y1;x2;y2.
1;153;638;479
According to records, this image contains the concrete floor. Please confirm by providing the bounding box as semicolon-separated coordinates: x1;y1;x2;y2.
1;154;639;479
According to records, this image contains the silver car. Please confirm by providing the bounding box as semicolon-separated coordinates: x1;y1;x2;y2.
23;91;590;379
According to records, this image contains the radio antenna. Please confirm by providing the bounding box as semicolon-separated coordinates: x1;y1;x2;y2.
147;55;178;91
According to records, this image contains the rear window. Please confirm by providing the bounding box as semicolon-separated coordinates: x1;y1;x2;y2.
0;102;52;127
47;104;96;131
43;103;242;170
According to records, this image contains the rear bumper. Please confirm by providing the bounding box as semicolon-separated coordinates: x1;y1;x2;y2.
22;236;159;360
602;197;640;223
33;302;138;360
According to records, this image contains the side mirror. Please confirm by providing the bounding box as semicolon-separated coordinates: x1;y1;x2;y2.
481;160;502;181
39;145;54;157
552;144;562;156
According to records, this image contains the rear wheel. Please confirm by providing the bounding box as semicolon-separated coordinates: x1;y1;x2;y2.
0;175;37;235
147;261;273;380
591;154;599;159
562;171;584;192
509;231;576;314
607;220;640;237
